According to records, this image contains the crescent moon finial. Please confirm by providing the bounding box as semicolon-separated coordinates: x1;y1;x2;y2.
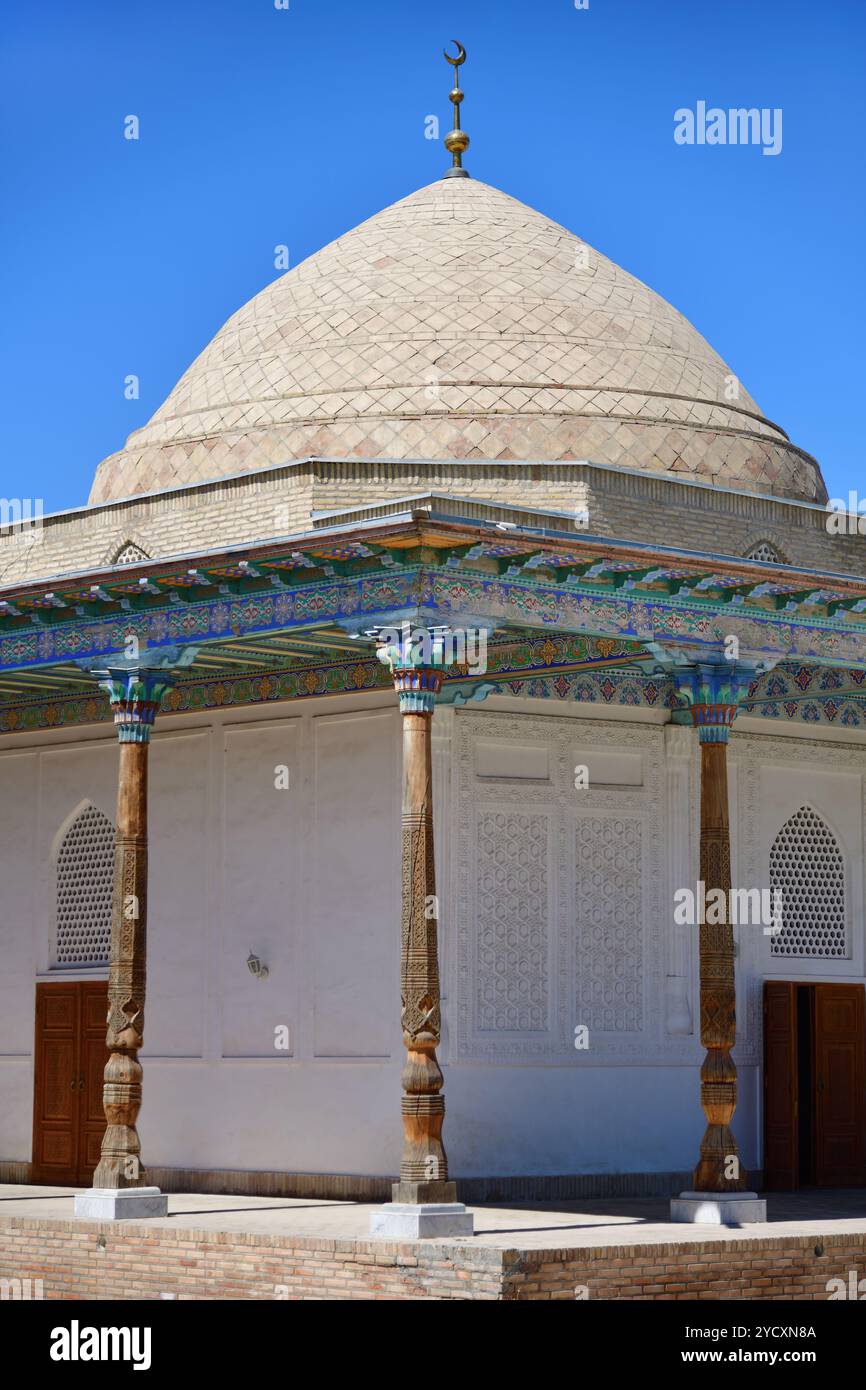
441;40;470;179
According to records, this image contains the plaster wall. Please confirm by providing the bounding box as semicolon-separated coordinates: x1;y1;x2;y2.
0;697;864;1182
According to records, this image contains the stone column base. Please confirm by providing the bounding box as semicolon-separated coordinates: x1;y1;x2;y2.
73;1187;168;1220
670;1191;767;1225
369;1202;475;1239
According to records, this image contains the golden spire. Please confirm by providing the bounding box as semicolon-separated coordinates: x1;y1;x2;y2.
442;40;470;179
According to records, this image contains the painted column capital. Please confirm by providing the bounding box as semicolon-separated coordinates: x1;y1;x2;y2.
78;645;199;742
663;652;768;744
96;667;176;742
377;626;446;714
688;700;738;744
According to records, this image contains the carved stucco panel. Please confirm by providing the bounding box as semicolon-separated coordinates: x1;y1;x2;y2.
575;815;643;1033
475;810;550;1033
453;708;668;1063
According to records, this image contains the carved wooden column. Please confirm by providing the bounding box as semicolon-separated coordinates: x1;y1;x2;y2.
431;705;454;1052
691;696;747;1194
664;724;694;1037
75;665;174;1220
370;630;473;1238
669;654;767;1223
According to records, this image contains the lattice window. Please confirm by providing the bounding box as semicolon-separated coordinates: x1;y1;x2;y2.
769;806;847;958
746;540;784;565
113;541;148;565
54;805;115;966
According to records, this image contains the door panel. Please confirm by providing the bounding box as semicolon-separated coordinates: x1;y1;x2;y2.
32;984;79;1184
815;984;866;1187
32;982;107;1185
763;981;798;1190
79;983;109;1180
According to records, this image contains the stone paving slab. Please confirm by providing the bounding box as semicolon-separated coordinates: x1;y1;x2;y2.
3;1184;866;1252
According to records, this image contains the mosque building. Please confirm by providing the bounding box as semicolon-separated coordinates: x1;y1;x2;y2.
1;44;864;1233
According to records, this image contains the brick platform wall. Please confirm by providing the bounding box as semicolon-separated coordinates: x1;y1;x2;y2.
1;1216;864;1300
507;1236;866;1300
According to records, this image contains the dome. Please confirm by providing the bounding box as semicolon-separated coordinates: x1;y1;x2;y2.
89;177;826;506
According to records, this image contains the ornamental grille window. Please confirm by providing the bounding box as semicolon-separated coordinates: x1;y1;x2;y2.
746;540;784;565
769;806;847;958
113;541;148;565
55;805;114;966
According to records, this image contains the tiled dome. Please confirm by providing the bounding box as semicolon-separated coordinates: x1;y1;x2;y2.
89;177;826;505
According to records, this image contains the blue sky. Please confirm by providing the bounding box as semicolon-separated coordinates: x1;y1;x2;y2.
2;0;863;513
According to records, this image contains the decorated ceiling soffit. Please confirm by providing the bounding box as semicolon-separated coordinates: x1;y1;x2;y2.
1;507;866;734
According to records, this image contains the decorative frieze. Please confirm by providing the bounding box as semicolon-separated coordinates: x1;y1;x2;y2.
4;561;866;682
6;651;866;738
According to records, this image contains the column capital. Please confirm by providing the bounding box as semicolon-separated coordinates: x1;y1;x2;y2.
655;647;774;744
676;659;760;743
377;626;446;714
96;667;176;742
79;645;199;742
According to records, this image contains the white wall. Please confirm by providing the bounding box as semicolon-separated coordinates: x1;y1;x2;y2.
1;696;864;1181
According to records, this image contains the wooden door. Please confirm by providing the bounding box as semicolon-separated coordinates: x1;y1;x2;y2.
814;983;866;1187
32;982;107;1185
763;981;799;1189
78;983;109;1181
31;983;79;1185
